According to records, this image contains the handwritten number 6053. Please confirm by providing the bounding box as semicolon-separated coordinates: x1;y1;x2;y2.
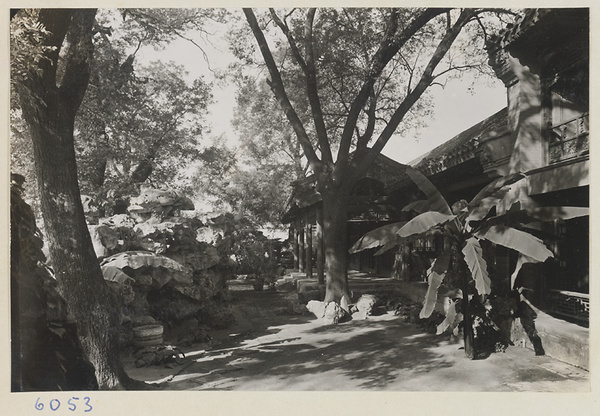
35;397;92;412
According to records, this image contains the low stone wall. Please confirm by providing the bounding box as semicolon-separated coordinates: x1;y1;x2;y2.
296;276;589;370
296;279;326;303
402;282;589;370
512;310;589;370
296;278;435;308
400;282;589;370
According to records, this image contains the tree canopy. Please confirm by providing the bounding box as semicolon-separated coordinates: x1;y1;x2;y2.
242;8;510;176
11;9;221;218
240;8;514;304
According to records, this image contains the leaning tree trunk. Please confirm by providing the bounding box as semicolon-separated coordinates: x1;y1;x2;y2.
14;9;142;389
24;99;129;388
320;186;352;308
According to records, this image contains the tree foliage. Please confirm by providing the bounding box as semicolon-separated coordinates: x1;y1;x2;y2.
242;8;509;173
74;10;213;209
229;78;306;224
11;9;216;217
188;77;307;226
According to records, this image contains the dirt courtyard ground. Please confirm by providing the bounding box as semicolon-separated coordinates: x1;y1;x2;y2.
124;282;589;392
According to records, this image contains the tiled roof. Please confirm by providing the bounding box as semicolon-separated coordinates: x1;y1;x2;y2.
411;108;508;176
281;153;409;222
486;9;550;51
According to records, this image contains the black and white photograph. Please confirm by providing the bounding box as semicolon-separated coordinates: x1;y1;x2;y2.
5;3;596;414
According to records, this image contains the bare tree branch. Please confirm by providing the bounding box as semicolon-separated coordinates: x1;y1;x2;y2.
304;8;334;163
364;9;475;168
335;8;450;181
243;8;321;172
269;8;308;73
433;63;482;78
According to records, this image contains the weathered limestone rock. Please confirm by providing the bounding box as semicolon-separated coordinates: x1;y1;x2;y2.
134;345;185;367
92;188;234;343
99;214;137;228
128;187;194;222
168;318;212;346
169;243;220;272
89;225;119;258
351;294;379;320
323;302;351;324
306;300;326;319
307;300;351;324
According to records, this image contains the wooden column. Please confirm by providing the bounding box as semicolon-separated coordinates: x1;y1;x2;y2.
316;206;324;284
298;222;305;273
293;224;299;271
305;213;313;279
401;244;411;281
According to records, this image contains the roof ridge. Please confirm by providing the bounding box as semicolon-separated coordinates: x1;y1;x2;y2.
409;107;509;170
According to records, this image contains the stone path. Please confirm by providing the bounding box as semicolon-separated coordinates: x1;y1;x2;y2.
124;283;589;392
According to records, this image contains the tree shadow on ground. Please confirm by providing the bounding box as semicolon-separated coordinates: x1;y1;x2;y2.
127;284;589;391
157;314;456;390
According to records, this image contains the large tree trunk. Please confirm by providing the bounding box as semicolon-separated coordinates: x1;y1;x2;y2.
320;185;352;308
14;9;143;389
25;106;127;388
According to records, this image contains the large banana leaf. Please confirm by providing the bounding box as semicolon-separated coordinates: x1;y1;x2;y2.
496;179;535;216
374;241;399;256
476;225;554;262
397;211;456;238
349;222;406;253
510;253;538;289
462;237;491;296
436;298;458;335
469;173;525;205
465;187;510;225
405;166;452;215
375;228;443;255
419;251;452;319
401;200;432;214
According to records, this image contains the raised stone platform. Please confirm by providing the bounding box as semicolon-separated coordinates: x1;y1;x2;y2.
283;270;589;370
395;280;589;370
291;271;411;303
512;309;588;370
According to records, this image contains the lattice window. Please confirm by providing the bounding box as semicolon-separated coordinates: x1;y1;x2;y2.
549;113;589;164
547;289;589;324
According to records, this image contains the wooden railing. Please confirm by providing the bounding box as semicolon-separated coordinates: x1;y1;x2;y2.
549;113;589;164
546;289;589;324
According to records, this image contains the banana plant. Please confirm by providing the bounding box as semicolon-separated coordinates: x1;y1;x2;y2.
351;168;588;358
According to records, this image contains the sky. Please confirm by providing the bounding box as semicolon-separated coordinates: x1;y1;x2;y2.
136;14;508;166
382;77;506;164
